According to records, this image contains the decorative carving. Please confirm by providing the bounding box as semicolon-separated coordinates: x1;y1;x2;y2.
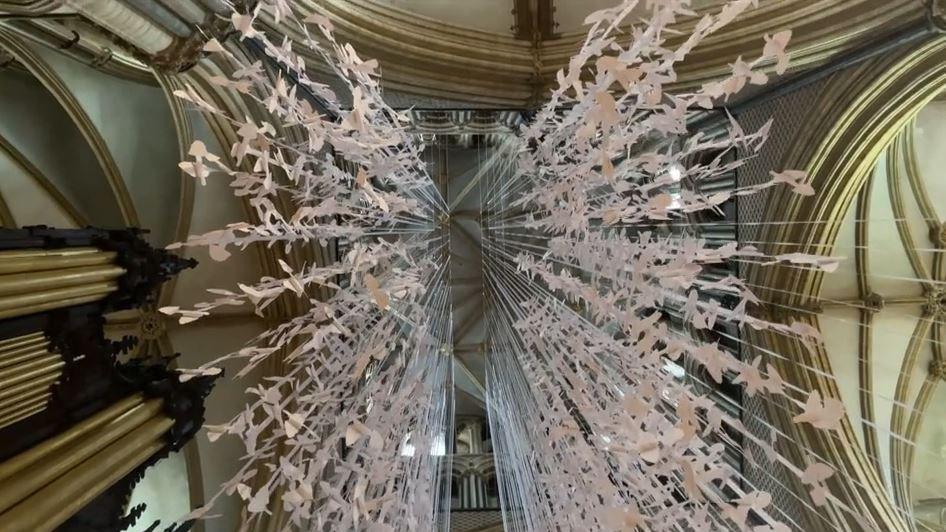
0;49;13;70
451;454;497;477
117;353;218;451
924;287;946;317
137;310;165;341
408;110;525;135
929;359;946;382
149;30;209;73
863;292;885;313
93;227;197;312
928;0;946;32
930;222;946;248
149;4;235;73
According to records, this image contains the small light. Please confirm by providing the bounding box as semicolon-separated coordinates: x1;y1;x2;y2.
668;192;682;210
431;433;446;456
663;360;685;379
668;165;683;182
401;432;416;457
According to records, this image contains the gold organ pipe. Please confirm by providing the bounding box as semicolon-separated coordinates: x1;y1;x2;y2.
0;338;49;366
0;393;50;429
0;335;60;429
0;385;51;413
0;356;63;390
0;392;50;417
0;403;48;434
0;398;163;513
0;399;163;512
0;403;46;434
0;394;144;482
0;265;125;297
0;293;116;320
0;245;162;528
0;352;60;377
0;423;169;532
0;247;101;259
0;245;124;318
0;336;48;353
0;248;117;275
0;254;119;274
0;373;60;403
0;333;44;351
0;282;117;311
0;282;117;320
0;345;49;368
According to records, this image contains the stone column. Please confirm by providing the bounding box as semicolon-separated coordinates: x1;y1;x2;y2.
454;417;490;509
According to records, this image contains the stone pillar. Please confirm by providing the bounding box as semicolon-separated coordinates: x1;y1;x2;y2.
453;417;493;510
456;416;486;454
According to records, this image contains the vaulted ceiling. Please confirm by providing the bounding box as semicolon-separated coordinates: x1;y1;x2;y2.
1;1;944;530
819;96;946;526
367;0;716;36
